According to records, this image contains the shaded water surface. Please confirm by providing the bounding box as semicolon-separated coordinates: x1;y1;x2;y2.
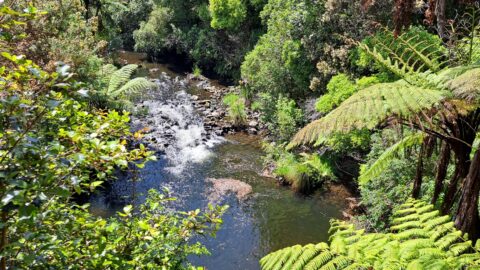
90;52;350;269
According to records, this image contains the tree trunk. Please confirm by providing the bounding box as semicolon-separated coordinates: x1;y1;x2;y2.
432;142;451;204
455;149;480;241
436;0;447;39
441;156;470;214
412;137;429;198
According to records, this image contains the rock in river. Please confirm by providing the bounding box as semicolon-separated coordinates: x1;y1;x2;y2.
206;178;253;203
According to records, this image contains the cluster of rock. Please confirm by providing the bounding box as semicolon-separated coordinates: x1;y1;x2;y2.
131;72;265;154
185;74;266;136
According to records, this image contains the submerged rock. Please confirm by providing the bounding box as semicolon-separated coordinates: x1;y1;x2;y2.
206;178;253;203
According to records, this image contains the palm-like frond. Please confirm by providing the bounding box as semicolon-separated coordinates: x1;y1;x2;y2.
447;68;480;103
260;199;480;270
112;77;156;99
107;64;140;94
358;132;425;185
290;83;444;147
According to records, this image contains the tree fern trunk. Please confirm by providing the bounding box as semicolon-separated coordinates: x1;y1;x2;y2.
436;0;447;39
432;142;451;205
454;149;480;241
441;157;469;214
412;138;428;199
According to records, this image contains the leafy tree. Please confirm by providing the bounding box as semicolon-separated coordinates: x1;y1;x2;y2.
241;0;317;98
261;199;480;269
209;0;247;30
133;5;173;55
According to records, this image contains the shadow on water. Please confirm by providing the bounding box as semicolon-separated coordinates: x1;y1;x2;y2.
89;52;351;270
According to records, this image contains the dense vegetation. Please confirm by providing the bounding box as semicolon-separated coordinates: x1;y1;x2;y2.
2;0;480;269
0;3;226;269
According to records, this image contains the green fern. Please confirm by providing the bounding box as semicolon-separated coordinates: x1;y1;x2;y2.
289;83;445;147
358;132;425;185
260;199;480;270
290;28;480;148
91;64;156;110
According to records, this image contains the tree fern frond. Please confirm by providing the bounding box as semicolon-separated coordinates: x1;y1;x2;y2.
107;64;139;94
260;199;480;270
289;83;444;147
113;77;156;99
447;68;480;103
358;132;425;185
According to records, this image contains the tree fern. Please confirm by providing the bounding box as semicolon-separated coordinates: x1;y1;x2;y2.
260;199;480;270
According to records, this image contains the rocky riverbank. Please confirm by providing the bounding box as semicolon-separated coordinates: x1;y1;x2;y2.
130;71;266;159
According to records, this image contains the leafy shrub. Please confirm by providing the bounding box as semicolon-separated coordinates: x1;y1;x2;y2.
301;153;336;182
274;96;304;141
315;74;381;114
263;143;335;193
209;0;247;30
133;5;172;55
223;93;247;126
274;152;313;193
255;94;304;141
240;0;315;98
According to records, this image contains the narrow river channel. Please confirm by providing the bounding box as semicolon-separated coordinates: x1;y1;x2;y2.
89;51;351;270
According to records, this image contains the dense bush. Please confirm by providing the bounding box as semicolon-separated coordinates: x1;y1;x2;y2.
0;5;226;269
209;0;247;30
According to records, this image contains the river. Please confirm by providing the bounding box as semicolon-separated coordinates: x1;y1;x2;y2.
89;51;351;270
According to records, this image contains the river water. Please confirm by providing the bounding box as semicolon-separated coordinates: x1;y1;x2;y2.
89;51;350;270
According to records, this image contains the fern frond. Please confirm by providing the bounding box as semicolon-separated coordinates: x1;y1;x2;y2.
107;64;139;94
113;77;156;99
260;199;480;270
358;132;425;185
289;83;444;147
447;67;480;103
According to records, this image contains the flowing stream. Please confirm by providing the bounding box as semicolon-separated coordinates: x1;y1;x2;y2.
89;51;351;270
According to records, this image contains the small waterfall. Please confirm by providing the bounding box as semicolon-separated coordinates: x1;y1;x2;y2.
132;75;223;175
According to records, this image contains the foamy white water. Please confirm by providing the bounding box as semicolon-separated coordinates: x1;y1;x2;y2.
135;90;223;175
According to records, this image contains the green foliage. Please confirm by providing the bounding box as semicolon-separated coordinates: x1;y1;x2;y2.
0;9;225;269
316;74;382;114
256;94;304;142
301;153;336;181
240;0;316;98
274;96;304;142
91;64;156;110
209;0;247;30
274;151;313;193
133;5;172;55
291;82;445;146
358;132;425;185
263;143;335;193
13;189;227;269
223;93;247;126
355;26;446;76
315;74;356;114
260;199;480;269
193;64;203;77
